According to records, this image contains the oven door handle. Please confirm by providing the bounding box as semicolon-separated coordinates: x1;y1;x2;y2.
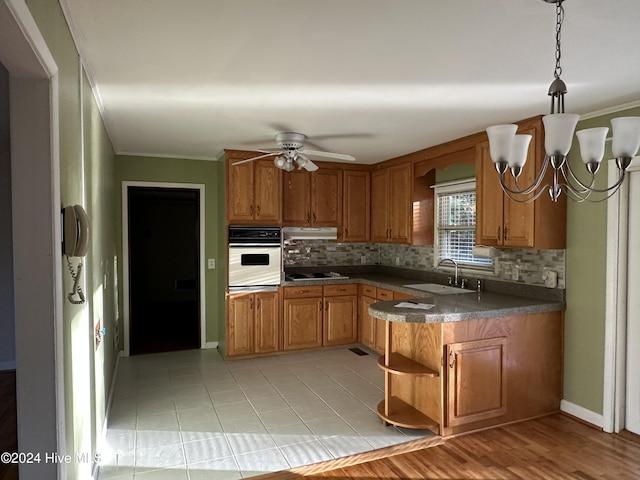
229;243;281;247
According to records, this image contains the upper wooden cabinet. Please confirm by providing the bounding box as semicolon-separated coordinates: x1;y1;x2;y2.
226;154;282;225
341;169;370;242
371;163;412;243
476;116;566;249
283;169;342;227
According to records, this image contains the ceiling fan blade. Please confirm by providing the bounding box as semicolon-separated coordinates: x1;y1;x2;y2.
232;152;278;165
296;153;319;172
299;149;355;162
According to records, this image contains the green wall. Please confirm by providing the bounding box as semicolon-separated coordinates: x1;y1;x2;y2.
564;105;640;414
25;2;119;478
435;163;476;183
115;155;226;347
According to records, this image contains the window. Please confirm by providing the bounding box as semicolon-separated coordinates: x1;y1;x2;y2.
433;179;492;269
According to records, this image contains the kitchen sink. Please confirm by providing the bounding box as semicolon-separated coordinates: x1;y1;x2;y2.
403;283;475;295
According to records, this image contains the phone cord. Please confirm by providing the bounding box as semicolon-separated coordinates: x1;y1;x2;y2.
66;257;86;305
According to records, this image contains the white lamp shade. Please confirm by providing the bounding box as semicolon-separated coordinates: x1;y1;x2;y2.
542;113;580;156
611;117;640;158
575;127;608;164
508;134;532;167
486;124;517;163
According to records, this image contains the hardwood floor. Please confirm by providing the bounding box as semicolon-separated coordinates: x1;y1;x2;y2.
0;370;18;480
255;414;640;479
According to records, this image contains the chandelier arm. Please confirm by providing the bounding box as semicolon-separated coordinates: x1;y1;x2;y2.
564;159;628;193
499;176;550;204
562;162;596;194
499;156;551;196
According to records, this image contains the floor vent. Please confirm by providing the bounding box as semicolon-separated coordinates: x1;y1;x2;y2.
349;347;369;356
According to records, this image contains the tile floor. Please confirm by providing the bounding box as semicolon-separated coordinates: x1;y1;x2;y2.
98;346;434;479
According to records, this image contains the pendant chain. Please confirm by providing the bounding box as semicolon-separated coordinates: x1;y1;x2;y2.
554;1;564;80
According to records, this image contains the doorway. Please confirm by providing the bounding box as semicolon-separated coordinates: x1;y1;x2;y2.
127;186;201;355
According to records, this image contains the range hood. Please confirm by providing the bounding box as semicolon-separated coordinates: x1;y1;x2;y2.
282;227;338;240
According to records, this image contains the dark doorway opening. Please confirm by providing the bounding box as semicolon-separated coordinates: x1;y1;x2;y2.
128;187;200;355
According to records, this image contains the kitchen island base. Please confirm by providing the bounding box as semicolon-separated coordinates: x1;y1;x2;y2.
375;311;563;437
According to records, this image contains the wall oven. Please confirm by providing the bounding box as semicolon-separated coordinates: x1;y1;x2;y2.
228;226;281;290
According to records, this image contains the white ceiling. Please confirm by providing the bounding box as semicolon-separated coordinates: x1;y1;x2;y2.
60;0;640;164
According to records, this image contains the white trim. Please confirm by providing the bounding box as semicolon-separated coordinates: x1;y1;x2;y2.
579;100;640;121
0;361;16;371
117;149;225;162
205;341;219;349
561;400;604;429
121;181;207;356
603;157;640;433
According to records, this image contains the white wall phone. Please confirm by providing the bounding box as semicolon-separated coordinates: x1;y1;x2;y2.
63;205;90;304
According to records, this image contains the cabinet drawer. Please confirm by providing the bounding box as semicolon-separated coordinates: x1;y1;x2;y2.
283;285;323;298
376;288;394;301
359;284;376;297
324;284;358;296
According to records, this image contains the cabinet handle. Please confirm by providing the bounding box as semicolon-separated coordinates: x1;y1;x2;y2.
496;226;501;241
504;226;508;241
250;205;254;216
449;351;455;368
325;301;328;311
307;212;311;225
345;228;349;237
250;297;254;309
256;204;261;217
257;298;261;309
313;212;316;223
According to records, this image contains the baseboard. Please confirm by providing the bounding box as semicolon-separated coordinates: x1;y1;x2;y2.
205;341;219;349
560;399;604;429
0;361;16;371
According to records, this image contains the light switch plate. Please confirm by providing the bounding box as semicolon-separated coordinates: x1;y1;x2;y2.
542;269;558;288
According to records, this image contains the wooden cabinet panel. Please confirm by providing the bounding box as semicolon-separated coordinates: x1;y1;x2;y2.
359;294;376;348
226;294;255;357
312;169;342;227
283;169;342;227
376;288;394;301
323;284;358;296
254;160;282;223
371;164;412;243
283;297;323;350
342;170;370;242
446;337;507;427
227;290;280;357
371;169;390;242
283;285;323;298
324;295;358;346
227;162;255;223
254;291;280;354
476;141;505;247
283;170;311;226
227;157;282;225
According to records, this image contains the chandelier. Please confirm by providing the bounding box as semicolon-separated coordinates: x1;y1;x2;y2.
486;0;640;203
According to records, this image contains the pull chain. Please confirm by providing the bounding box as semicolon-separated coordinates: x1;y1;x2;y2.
553;0;564;80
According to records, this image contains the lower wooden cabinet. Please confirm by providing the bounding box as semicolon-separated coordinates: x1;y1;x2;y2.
283;296;323;350
226;290;280;357
445;337;507;427
323;293;358;346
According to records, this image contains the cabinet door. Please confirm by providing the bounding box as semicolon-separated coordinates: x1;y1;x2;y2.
371;169;390;242
226;294;254;357
359;295;376;349
502;126;536;248
312;169;342;227
253;160;282;224
323;295;358;346
283;297;323;350
283;170;311;226
342;170;370;242
475;141;504;247
374;319;386;354
254;291;280;354
446;337;507;427
388;163;412;243
227;162;255;223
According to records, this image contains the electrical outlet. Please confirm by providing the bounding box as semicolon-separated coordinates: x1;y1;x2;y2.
542;268;558;288
360;255;366;265
395;256;400;266
207;258;216;269
511;264;519;281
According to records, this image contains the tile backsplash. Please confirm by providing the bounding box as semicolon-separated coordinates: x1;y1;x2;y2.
283;240;565;289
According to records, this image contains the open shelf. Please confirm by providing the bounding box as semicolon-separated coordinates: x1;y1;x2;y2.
377;353;439;377
377;397;439;431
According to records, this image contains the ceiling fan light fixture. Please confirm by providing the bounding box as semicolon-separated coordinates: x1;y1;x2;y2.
484;0;639;203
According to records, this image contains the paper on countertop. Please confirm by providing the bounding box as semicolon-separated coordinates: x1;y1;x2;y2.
395;301;435;310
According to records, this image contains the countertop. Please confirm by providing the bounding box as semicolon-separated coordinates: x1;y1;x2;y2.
281;269;565;324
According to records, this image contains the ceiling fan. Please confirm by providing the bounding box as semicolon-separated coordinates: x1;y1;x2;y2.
232;132;356;172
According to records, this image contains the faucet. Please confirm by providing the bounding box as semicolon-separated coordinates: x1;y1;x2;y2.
437;258;459;286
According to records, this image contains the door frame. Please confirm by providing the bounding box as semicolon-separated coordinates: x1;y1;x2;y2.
122;181;206;356
603;156;640;433
1;0;66;477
